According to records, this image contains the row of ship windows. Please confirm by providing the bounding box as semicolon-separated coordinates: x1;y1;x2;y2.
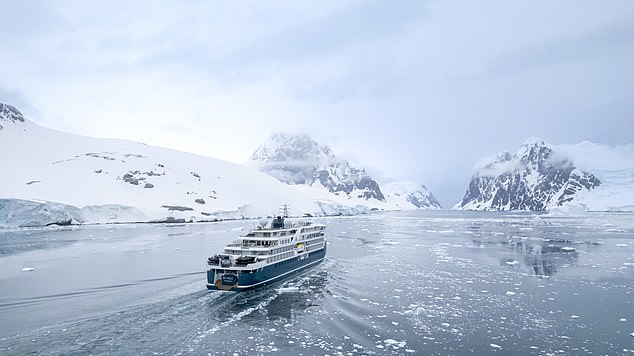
242;232;323;247
267;251;295;263
228;241;319;256
256;226;323;238
298;232;324;241
269;245;294;255
259;231;294;238
304;244;321;253
245;240;275;247
215;269;258;274
270;244;323;263
267;238;324;262
269;237;324;256
243;233;323;249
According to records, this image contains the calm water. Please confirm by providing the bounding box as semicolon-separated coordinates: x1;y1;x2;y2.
0;211;632;355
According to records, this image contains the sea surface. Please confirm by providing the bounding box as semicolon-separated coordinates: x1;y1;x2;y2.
0;211;633;355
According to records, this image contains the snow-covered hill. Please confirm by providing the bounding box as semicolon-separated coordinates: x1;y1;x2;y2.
554;141;634;212
0;104;443;227
248;133;442;210
0;103;327;227
383;182;442;209
456;138;634;212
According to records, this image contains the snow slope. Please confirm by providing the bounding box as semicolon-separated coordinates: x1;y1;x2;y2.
0;104;442;227
555;141;634;212
0;104;323;226
382;182;442;209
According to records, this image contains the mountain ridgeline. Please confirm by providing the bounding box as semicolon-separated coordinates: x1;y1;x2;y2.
3;102;628;224
456;138;601;211
0;104;443;227
248;133;443;209
249;133;385;201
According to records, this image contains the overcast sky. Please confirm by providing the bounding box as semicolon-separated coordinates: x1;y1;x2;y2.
2;1;633;204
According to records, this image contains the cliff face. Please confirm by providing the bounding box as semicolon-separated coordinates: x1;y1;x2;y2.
457;138;600;211
250;133;385;201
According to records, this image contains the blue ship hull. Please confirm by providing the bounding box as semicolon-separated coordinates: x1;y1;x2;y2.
207;245;326;292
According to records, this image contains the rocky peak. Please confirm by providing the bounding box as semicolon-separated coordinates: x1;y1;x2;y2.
250;133;385;201
0;103;25;129
517;138;574;172
457;138;601;211
516;138;551;167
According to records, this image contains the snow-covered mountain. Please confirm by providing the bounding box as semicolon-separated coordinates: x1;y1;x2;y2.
249;133;385;201
382;182;442;209
0;104;443;227
456;137;634;212
0;103;329;227
248;133;442;210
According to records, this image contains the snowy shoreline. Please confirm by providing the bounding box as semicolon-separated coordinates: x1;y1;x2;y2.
0;197;382;229
3;199;633;230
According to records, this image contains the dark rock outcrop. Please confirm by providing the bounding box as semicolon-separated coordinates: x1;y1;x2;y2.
0;103;26;130
161;205;194;211
457;138;600;211
250;133;385;201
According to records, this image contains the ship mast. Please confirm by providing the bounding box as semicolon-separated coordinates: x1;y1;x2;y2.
279;203;290;218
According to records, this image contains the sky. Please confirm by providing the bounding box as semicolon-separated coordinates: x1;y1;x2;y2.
1;1;633;205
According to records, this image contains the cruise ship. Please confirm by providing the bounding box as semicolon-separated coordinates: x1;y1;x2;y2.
206;214;327;291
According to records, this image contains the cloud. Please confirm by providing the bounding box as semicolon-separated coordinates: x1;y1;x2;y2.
1;1;633;203
557;142;634;172
0;88;37;116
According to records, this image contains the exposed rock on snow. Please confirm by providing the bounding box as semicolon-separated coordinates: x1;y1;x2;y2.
0;104;324;226
249;133;386;201
0;103;25;130
457;138;600;211
456;137;634;212
383;182;442;209
161;205;194;212
0;104;443;226
248;133;442;210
